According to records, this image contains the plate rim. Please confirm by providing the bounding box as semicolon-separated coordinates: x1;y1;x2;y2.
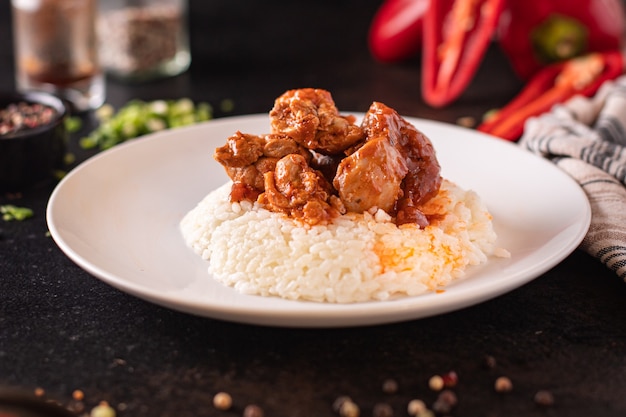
46;114;591;327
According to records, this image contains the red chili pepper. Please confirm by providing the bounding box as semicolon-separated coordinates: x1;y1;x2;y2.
497;0;625;80
421;0;506;108
368;0;429;63
477;50;624;141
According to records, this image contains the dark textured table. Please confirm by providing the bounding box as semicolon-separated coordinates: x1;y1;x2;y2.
1;1;625;416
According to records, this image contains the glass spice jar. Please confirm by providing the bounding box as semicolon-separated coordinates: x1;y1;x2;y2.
11;0;105;111
97;0;191;82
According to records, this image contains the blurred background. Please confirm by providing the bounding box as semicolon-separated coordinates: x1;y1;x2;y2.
2;3;626;417
0;0;523;121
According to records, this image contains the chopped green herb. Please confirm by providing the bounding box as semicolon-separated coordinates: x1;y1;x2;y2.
64;152;76;165
95;103;115;120
64;116;82;133
81;98;214;150
1;205;34;221
219;98;235;113
53;169;67;181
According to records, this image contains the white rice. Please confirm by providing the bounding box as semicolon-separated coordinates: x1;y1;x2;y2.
180;179;508;303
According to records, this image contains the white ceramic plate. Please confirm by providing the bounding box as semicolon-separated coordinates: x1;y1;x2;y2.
47;114;591;327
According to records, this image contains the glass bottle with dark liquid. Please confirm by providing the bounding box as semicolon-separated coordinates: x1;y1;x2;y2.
12;0;105;111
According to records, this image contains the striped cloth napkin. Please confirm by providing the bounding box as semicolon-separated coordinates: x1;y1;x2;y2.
519;76;626;281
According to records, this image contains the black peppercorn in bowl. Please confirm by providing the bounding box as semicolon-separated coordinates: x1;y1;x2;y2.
0;91;68;191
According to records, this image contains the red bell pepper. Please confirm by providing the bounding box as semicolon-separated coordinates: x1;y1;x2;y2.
368;0;625;109
477;50;624;141
497;0;625;80
368;0;429;63
421;0;506;108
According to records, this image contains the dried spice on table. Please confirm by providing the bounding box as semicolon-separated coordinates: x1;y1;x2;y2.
90;401;116;417
494;376;514;393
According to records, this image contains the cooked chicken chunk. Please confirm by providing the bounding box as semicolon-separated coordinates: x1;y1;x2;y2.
269;88;364;154
261;154;338;225
333;136;408;213
214;131;310;202
361;102;442;226
214;131;264;167
213;90;442;227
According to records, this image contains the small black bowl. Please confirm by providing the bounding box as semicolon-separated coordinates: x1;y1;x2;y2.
0;91;68;191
